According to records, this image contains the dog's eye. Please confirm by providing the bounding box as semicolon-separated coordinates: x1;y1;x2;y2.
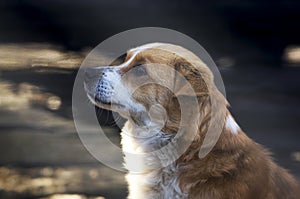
133;65;147;77
110;53;127;65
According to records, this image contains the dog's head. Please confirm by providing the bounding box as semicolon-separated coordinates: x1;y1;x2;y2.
84;43;223;134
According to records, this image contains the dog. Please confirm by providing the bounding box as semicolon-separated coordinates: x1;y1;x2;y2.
84;43;300;199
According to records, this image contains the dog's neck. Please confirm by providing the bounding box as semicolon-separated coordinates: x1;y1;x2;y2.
175;90;257;193
122;88;251;172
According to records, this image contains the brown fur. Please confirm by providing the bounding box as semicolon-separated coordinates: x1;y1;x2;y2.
129;45;300;198
88;43;300;198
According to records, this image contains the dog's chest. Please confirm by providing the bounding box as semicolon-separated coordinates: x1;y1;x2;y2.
121;122;187;199
125;165;186;199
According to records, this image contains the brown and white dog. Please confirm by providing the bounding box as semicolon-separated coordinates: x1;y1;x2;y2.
84;43;300;199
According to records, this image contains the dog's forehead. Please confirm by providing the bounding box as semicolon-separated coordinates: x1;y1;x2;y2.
126;43;171;61
126;43;202;65
121;43;213;87
128;43;164;53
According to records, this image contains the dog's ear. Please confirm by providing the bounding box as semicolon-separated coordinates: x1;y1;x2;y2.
173;60;211;97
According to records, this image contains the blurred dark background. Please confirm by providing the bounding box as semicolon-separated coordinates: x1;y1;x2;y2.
0;0;299;198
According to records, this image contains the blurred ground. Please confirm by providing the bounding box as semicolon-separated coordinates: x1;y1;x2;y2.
0;0;299;199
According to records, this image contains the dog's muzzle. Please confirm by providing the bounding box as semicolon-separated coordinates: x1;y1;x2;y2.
84;67;116;104
96;69;114;104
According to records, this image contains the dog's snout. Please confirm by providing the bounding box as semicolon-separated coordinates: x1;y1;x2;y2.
84;67;116;85
85;66;122;105
101;68;115;77
95;68;118;103
97;78;114;100
101;71;108;78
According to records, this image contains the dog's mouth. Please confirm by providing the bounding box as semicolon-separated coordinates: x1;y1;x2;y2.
86;92;125;110
84;82;125;110
95;98;125;109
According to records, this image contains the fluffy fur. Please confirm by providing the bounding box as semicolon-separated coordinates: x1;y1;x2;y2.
85;43;300;199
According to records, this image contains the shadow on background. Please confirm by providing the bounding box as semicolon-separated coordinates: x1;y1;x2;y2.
0;0;299;198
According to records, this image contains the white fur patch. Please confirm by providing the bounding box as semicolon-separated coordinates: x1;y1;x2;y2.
121;121;186;199
120;49;141;67
121;43;162;68
225;114;240;135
